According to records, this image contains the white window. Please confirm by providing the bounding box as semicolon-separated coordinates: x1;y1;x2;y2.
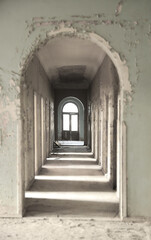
62;103;79;132
63;103;78;113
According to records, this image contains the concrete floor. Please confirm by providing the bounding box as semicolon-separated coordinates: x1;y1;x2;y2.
52;145;91;153
1;147;150;240
0;218;151;240
25;147;119;218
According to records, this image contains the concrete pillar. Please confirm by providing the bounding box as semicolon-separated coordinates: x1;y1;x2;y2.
99;109;103;166
102;94;108;174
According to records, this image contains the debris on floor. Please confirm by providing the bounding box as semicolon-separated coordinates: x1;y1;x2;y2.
0;217;150;240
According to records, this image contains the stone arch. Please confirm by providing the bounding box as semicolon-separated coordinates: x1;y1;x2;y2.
20;27;131;218
21;28;131;95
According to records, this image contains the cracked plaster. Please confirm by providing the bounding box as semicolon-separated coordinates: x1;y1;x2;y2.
20;26;131;104
0;0;151;218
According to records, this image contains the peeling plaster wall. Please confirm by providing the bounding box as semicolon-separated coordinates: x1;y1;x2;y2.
0;0;151;217
0;70;21;217
22;56;54;191
90;56;119;189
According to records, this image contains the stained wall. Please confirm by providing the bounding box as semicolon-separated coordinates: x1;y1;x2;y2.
90;55;119;189
22;56;54;191
0;0;151;217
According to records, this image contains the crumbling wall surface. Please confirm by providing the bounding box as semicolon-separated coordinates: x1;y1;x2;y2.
0;0;151;217
90;56;118;190
0;69;20;217
22;56;54;190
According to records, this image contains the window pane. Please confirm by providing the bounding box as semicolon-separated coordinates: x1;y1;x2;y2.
71;115;78;131
63;103;78;113
63;114;70;131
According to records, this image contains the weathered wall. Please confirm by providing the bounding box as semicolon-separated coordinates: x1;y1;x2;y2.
90;56;119;189
0;0;151;217
22;56;54;190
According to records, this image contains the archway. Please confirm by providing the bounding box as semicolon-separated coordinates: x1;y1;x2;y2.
21;29;130;219
57;96;84;144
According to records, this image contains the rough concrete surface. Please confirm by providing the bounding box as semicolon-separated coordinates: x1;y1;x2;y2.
25;150;118;218
0;218;151;240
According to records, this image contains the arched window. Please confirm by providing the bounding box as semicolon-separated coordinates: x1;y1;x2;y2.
62;102;79;140
63;103;78;113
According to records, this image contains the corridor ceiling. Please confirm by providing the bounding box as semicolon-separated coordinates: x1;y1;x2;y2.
37;36;106;89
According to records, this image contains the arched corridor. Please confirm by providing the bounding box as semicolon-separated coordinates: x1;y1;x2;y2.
1;0;151;228
22;34;122;217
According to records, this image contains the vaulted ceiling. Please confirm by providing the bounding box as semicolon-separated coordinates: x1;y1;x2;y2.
37;36;106;89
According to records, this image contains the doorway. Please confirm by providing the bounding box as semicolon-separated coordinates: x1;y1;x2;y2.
21;31;129;219
57;96;85;143
62;102;79;140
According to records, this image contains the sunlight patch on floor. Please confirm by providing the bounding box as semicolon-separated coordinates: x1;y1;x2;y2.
51;152;93;155
58;141;84;146
25;191;118;203
34;175;108;182
47;157;96;161
42;165;102;170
